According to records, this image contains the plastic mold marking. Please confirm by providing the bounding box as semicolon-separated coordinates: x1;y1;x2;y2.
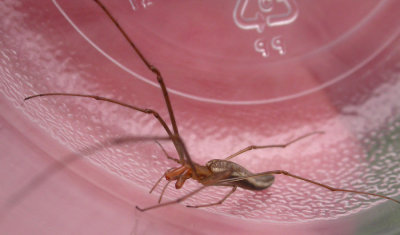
233;0;298;57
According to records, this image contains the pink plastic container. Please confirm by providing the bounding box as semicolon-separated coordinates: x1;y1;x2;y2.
1;0;400;234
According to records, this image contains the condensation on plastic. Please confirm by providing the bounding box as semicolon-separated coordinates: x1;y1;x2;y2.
1;0;400;234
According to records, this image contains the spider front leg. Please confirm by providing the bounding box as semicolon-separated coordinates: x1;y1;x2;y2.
155;141;180;164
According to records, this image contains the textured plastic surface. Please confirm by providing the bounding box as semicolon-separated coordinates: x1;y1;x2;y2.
1;0;400;234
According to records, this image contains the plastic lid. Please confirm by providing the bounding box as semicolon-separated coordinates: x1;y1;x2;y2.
1;0;400;234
